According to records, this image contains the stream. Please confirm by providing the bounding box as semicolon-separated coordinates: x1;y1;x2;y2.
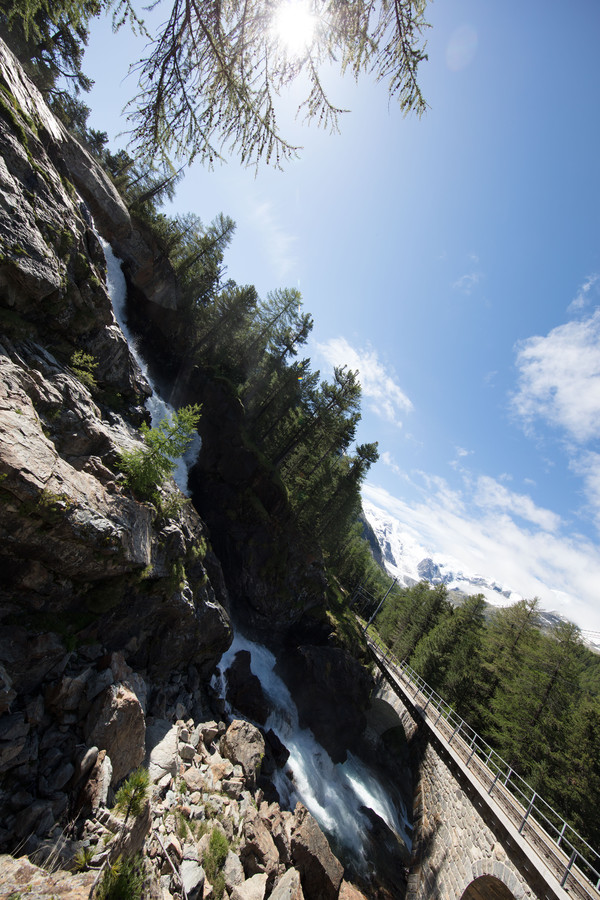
214;632;412;876
101;236;412;880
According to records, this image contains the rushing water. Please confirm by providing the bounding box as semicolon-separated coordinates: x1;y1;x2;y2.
215;632;412;873
101;238;201;494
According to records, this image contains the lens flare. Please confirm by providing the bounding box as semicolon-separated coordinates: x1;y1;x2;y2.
272;0;317;56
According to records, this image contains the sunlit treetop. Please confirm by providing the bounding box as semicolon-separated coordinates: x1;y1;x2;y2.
113;0;430;168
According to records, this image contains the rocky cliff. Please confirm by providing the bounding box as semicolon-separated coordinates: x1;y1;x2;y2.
0;31;233;868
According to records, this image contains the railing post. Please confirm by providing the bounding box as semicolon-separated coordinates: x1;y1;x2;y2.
560;849;577;888
488;768;501;796
449;720;464;745
466;736;477;769
519;793;536;834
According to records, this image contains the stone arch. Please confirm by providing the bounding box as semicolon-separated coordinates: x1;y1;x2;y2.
455;860;528;900
366;696;408;739
459;875;517;900
366;681;419;743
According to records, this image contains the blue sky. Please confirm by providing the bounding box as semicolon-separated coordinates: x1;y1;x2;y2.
81;0;600;632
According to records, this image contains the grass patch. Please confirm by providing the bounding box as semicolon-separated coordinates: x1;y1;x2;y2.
203;827;229;900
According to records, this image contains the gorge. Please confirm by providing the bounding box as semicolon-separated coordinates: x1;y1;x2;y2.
0;35;412;900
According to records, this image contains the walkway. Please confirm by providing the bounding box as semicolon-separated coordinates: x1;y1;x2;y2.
365;632;600;900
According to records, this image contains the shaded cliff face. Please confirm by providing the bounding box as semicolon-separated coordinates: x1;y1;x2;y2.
0;36;233;851
0;36;232;671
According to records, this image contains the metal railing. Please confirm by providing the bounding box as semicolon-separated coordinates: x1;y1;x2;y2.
365;629;600;900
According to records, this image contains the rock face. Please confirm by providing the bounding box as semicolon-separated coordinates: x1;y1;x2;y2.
221;719;266;789
0;33;234;860
277;646;372;763
290;804;345;900
185;370;330;641
225;650;272;725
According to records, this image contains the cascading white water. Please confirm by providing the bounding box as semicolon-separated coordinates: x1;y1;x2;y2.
99;231;409;874
216;633;412;872
101;238;201;495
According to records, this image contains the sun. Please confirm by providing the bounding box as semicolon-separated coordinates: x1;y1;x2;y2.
272;0;317;57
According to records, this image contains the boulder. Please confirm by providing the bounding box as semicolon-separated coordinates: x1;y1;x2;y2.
77;749;112;811
180;856;205;900
270;868;304;900
0;853;96;899
262;729;290;775
231;873;268;900
146;720;179;784
240;805;280;884
182;767;206;793
85;683;145;785
290;804;344;900
73;745;99;783
224;849;245;893
359;805;411;889
225;651;271;725
220;719;265;789
339;882;370;900
258;804;293;867
112;799;152;859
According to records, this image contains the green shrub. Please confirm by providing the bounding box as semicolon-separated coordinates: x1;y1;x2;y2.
73;845;94;871
70;350;98;390
96;853;144;900
118;404;201;499
113;768;149;822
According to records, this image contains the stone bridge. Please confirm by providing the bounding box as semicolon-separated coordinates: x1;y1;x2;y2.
364;639;600;900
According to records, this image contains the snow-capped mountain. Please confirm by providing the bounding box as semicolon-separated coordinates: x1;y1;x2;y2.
361;500;600;653
362;500;520;606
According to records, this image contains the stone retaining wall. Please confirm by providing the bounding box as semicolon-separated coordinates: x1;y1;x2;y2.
408;737;539;900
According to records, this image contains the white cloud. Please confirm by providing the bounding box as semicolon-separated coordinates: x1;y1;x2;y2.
381;451;403;477
567;274;599;314
512;308;600;443
570;451;600;532
251;201;297;279
475;475;561;532
453;271;483;294
362;479;600;632
316;337;413;427
449;446;473;471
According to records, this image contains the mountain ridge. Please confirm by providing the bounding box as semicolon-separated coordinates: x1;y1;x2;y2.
362;499;600;653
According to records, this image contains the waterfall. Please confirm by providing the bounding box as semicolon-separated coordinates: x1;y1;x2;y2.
101;238;201;495
98;231;409;877
215;633;412;873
